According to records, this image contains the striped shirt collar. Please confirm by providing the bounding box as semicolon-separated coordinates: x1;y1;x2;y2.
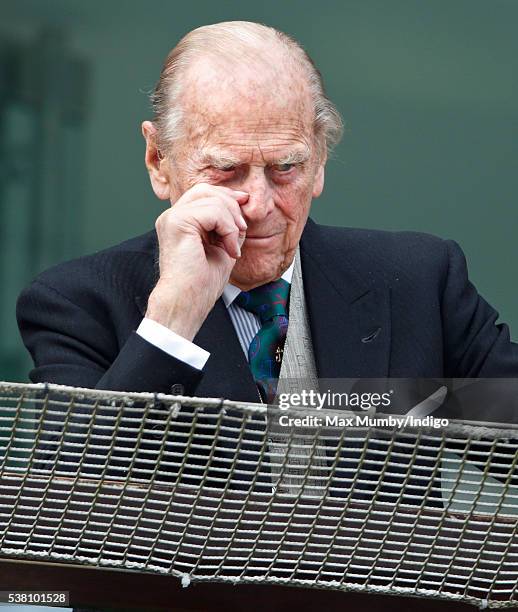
222;260;295;308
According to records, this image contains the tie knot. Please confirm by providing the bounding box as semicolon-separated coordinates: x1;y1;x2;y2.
235;278;290;323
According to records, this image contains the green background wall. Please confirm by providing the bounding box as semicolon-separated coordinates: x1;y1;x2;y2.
2;0;517;382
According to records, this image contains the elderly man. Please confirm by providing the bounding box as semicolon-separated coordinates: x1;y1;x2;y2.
16;21;518;405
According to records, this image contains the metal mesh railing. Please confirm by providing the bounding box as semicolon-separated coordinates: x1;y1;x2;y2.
0;381;516;608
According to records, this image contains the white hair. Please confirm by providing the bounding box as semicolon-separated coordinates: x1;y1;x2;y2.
150;21;343;157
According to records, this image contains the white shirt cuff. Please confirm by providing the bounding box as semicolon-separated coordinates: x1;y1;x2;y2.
136;318;210;371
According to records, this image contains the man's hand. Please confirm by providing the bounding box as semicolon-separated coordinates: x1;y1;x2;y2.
145;183;249;341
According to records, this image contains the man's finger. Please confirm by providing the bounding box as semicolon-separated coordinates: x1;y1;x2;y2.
180;203;242;259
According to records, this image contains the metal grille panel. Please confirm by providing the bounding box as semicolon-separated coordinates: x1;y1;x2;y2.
0;382;516;608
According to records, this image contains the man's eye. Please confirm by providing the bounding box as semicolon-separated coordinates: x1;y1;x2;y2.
215;166;236;173
274;163;295;173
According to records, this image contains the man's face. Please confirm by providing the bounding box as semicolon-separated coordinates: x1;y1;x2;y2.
165;60;325;289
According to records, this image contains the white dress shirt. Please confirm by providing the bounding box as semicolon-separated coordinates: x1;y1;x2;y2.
136;262;294;369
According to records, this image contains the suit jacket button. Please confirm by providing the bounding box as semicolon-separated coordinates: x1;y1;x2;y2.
170;383;184;395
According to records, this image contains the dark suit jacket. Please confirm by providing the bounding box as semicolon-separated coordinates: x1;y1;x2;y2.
16;217;518;400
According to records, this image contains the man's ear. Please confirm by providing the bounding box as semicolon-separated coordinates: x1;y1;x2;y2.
312;146;327;198
142;120;171;201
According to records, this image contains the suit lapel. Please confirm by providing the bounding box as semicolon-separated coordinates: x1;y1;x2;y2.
300;219;391;379
192;301;259;402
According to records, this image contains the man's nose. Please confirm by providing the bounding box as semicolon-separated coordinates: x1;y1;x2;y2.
238;168;274;222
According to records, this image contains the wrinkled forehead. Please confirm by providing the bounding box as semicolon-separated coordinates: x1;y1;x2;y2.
177;56;316;157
